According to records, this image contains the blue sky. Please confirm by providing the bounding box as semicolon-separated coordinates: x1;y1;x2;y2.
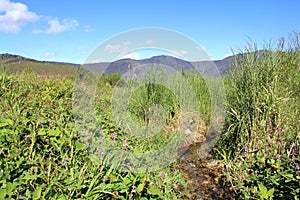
0;0;300;64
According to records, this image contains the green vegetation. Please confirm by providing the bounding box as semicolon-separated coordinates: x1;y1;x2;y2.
0;33;299;199
215;35;300;199
0;70;189;199
0;57;77;77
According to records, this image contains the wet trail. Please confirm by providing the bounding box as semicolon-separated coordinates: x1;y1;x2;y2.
175;144;237;200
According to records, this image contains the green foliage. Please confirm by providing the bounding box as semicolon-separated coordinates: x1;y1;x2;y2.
257;183;274;200
129;83;179;125
106;73;124;87
183;72;211;124
215;33;300;199
127;70;211;126
0;70;185;199
2;33;300;199
0;59;77;77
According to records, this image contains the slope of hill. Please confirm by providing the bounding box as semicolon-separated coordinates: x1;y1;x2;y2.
0;53;79;76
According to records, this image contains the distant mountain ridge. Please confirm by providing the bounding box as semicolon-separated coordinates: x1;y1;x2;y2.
84;54;237;76
85;50;269;76
1;52;266;76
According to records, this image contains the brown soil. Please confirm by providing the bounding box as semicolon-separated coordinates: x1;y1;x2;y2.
175;145;238;200
167;117;238;199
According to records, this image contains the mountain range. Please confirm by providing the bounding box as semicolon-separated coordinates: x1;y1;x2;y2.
0;53;238;76
84;55;234;76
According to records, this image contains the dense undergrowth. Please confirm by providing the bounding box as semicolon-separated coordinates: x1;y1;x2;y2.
215;35;300;199
0;33;299;199
0;71;188;199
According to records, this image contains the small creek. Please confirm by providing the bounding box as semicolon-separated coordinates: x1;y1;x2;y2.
175;143;237;200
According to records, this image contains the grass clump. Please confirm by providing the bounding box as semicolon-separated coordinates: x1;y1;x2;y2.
215;33;300;199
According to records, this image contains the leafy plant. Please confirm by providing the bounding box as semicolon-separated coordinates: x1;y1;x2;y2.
0;70;186;199
257;183;274;200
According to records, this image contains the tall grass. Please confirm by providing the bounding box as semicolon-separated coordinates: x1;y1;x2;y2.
0;70;187;199
96;67;212;160
124;69;211;127
216;33;300;199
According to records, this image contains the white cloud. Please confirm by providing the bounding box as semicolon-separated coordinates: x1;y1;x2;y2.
0;0;79;34
33;18;78;34
105;42;129;53
84;25;93;32
0;0;39;33
172;49;188;57
223;53;233;58
41;52;55;59
120;52;141;60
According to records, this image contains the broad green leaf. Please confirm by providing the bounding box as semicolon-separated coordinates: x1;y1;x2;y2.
48;129;60;137
0;118;13;127
5;182;15;196
123;176;131;185
56;194;67;200
147;185;162;196
137;183;144;193
38;128;46;136
258;183;267;194
33;187;42;200
75;141;86;150
109;174;118;183
25;189;31;198
0;189;6;199
267;188;274;197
